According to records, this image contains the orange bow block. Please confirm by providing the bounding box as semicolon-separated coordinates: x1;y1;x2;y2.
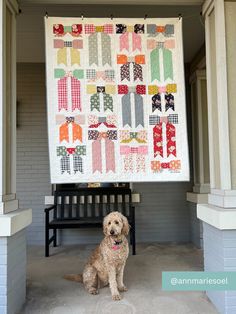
60;121;82;143
117;54;145;65
57;116;84;143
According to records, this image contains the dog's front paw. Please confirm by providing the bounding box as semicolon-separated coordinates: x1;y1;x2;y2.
118;285;128;292
88;288;99;295
112;294;122;301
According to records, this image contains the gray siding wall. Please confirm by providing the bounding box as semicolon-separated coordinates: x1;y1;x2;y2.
17;63;192;246
0;230;26;314
203;222;236;314
188;202;202;248
17;63;51;245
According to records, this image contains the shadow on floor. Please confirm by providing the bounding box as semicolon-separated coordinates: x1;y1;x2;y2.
20;243;218;314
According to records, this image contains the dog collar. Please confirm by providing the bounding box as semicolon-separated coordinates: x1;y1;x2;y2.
114;240;122;245
112;240;122;251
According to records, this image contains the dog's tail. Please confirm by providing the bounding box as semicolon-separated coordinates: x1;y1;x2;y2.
63;274;83;283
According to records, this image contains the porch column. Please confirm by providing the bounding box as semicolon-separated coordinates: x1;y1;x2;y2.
187;69;209;248
0;1;32;313
198;0;236;313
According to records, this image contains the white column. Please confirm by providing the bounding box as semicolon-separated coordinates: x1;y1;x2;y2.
0;0;32;228
198;2;236;312
0;0;18;215
187;69;210;204
198;0;236;233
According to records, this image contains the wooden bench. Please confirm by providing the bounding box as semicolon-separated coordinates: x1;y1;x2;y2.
44;187;136;257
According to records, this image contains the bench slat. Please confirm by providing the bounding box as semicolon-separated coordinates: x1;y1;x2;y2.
76;195;80;218
122;193;126;215
69;195;73;218
84;195;88;218
91;194;95;218
60;196;65;219
106;194;110;215
99;194;103;218
114;194;118;211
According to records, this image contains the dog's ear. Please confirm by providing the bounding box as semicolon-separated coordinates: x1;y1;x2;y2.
103;216;109;236
121;215;130;236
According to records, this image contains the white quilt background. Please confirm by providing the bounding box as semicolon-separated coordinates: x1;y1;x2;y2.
45;17;189;183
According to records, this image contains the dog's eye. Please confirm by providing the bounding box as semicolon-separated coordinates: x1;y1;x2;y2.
108;222;111;225
115;221;119;225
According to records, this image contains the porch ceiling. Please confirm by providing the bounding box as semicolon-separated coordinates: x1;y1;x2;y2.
19;0;204;5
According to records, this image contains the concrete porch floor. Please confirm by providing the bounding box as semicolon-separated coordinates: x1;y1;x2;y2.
20;244;218;314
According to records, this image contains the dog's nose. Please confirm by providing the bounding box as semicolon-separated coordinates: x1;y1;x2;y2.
110;230;115;235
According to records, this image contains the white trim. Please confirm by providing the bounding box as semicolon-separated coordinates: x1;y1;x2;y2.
214;0;231;190
204;12;215;189
193;183;210;194
202;0;214;17
189;69;206;84
1;193;16;202
0;208;32;236
190;82;197;185
0;199;18;213
197;57;206;70
197;203;236;229
0;0;5;200
189;69;209;190
6;0;18;14
20;0;204;5
207;189;236;208
187;192;208;204
0;0;18;214
6;0;17;195
211;189;236;196
208;194;236;208
197;73;206;185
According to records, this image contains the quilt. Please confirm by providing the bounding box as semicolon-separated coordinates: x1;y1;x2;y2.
45;17;189;183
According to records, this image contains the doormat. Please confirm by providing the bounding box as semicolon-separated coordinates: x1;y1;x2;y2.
45;17;189;183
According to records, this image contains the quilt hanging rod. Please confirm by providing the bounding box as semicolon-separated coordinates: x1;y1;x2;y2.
44;12;186;20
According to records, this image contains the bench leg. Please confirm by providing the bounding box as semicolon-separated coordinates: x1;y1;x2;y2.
132;223;136;255
53;229;57;247
45;226;50;257
130;206;136;255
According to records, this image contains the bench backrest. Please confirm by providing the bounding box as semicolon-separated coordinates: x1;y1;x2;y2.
53;187;132;220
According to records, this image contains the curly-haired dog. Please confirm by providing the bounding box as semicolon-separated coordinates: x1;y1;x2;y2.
64;211;130;300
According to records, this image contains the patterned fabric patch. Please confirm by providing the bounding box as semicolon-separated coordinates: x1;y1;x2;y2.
60;156;70;174
88;130;117;140
86;69;97;79
64;41;72;47
149;115;160;125
168;114;178;124
87;85;97;94
134;24;145;33
165;93;175;111
58;77;68;111
116;24;127;33
152;93;162;112
73;155;83;173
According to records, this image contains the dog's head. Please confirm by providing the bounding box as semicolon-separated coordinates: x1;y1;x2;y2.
103;211;130;237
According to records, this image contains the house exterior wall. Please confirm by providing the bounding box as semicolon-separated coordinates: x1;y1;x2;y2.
203;222;236;314
0;230;26;314
16;62;193;245
189;202;202;248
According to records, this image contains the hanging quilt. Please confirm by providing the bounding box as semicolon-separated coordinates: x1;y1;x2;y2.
45;17;189;183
